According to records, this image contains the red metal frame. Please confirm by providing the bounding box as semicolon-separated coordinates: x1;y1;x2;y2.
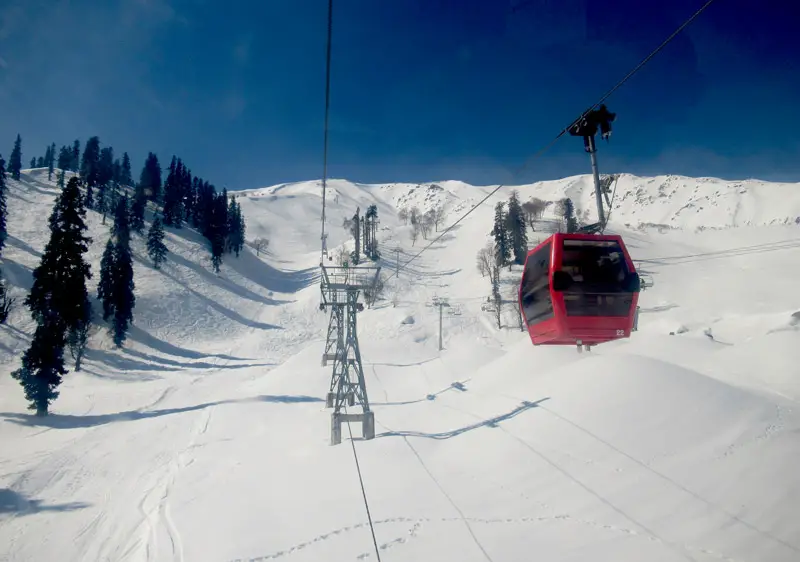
519;232;640;347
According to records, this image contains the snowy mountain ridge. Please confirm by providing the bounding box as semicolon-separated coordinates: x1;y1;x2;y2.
1;167;799;562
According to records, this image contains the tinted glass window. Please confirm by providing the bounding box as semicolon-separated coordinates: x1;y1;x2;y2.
560;239;630;293
520;242;554;324
560;239;633;317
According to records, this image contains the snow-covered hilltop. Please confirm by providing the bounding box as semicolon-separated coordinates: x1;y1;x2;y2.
1;167;799;562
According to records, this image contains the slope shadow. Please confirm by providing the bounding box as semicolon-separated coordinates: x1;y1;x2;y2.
165;251;283;306
7;189;35;205
5;235;42;259
83;349;181;373
127;326;254;361
0;488;90;514
83;347;273;375
16;176;57;197
80;366;164;382
1;259;33;289
122;347;274;371
224;248;319;295
164;222;316;294
1;394;324;429
137;257;283;331
375;398;549;439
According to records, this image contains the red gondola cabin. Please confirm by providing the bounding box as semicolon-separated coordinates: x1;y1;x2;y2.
518;233;641;348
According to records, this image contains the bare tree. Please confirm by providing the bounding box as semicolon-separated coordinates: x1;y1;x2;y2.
398;208;409;225
420;210;434;239
490;259;502;329
68;321;91;371
521;197;546;231
476;242;493;278
410;221;420;246
251;237;269;256
432;207;446;232
334;246;349;266
364;274;385;308
409;206;421;227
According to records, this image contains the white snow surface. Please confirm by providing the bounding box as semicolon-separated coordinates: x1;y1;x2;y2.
2;169;800;562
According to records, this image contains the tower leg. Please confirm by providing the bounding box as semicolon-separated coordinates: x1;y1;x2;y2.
363;411;375;440
331;413;342;445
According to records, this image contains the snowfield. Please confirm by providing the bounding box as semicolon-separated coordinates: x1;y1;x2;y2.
1;169;799;562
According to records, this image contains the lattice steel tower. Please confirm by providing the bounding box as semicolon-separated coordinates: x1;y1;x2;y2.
319;264;380;445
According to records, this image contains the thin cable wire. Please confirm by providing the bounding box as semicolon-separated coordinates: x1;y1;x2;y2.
382;0;719;284
344;407;382;562
320;0;333;261
318;2;381;559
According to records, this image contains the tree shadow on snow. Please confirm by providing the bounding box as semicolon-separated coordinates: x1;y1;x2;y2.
163;223;316;294
0;488;90;514
224;248;319;295
0;259;33;290
5;235;42;259
1;395;324;429
138;257;284;331
164;251;287;306
374;398;549;440
127;326;254;361
83;349;182;373
122;347;274;371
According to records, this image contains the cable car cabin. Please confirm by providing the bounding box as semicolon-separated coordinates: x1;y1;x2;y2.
518;233;641;349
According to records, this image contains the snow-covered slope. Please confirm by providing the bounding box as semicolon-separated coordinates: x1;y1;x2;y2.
1;169;799;562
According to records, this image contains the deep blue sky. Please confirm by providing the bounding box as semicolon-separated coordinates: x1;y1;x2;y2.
0;0;797;190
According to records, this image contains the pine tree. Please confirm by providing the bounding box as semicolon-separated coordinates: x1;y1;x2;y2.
36;156;44;168
226;195;244;256
96;146;115;221
162;156;183;226
80;136;101;208
57;145;72;171
506;190;528;265
209;190;228;272
562;198;578;233
0;154;7;254
24;176;92;330
139;152;162;202
129;184;146;233
11;318;68;416
491;202;511;267
47;142;56;181
30;157;37;168
110;197;135;346
80;136;100;183
98;238;116;321
147;215;168;268
12;176;92;415
9;134;22;180
120;152;133;187
71;140;80;172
